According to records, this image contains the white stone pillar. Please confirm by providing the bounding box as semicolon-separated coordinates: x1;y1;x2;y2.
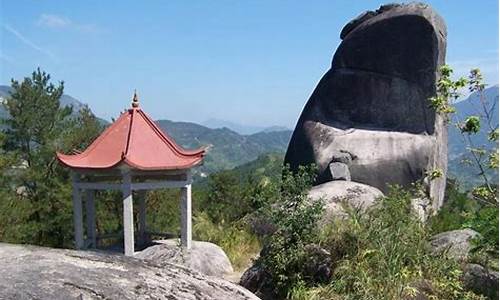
122;172;134;256
138;191;147;246
85;190;96;249
180;184;192;249
71;173;84;250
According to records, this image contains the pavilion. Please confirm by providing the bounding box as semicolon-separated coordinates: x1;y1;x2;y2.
56;92;205;256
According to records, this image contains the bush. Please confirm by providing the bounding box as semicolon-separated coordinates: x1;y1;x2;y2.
256;164;324;298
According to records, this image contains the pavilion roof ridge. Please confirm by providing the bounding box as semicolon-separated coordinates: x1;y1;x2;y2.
56;95;205;171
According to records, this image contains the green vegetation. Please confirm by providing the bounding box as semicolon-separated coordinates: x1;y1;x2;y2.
0;68;103;247
0;67;497;299
258;165;323;297
156;119;291;175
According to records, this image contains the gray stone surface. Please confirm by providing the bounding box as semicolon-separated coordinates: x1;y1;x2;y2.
329;162;351;181
284;2;448;212
463;263;499;299
429;229;480;260
307;181;384;220
135;239;233;278
0;243;258;300
240;264;274;300
330;149;353;165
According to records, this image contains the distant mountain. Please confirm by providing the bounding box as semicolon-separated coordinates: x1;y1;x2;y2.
156;119;292;176
448;85;499;188
202;118;290;135
0;85;107;125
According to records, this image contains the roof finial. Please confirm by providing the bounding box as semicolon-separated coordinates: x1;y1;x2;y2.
132;90;139;108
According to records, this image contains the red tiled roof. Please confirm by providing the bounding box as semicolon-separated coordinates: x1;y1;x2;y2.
56;102;205;171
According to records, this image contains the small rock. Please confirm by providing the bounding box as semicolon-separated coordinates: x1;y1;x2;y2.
331;150;353;165
462;263;499;299
308;181;384;221
429;229;480;260
135;239;233;278
303;244;332;283
329;162;351;181
411;197;431;222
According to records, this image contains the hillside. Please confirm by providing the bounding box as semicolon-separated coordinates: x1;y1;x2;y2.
448;85;499;188
156;119;292;176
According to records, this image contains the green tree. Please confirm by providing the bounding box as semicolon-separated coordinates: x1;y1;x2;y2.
0;68;103;247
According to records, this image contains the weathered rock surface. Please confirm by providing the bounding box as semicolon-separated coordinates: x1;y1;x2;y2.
429;229;480;260
462;263;499;299
135;239;233;278
284;2;448;212
307;181;384;219
0;243;259;300
328;162;351;181
240;264;274;300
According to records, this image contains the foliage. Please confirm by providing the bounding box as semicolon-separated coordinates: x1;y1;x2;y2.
430;65;498;267
428;65;466;118
428;181;480;234
441;67;498;199
196;153;282;224
0;69;103;248
256;164;324;298
315;186;484;300
193;212;261;270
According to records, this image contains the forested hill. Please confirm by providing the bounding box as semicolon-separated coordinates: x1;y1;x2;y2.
155;119;292;175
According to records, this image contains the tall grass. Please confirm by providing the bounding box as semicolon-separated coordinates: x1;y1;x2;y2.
288;186;486;300
193;212;261;271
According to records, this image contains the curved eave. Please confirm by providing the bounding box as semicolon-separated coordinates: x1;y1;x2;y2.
56;150;205;171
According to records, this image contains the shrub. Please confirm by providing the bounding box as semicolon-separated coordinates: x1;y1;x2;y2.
257;164;324;298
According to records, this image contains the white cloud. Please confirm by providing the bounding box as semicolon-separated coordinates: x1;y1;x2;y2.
37;14;71;29
36;13;103;34
3;24;57;61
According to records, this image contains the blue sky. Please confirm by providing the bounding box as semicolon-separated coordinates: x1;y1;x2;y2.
1;1;498;127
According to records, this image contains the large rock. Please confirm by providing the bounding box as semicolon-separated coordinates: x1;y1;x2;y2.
240;264;274;300
135;239;233;278
429;229;480;260
308;181;384;219
462;263;499;299
0;243;258;300
284;2;448;211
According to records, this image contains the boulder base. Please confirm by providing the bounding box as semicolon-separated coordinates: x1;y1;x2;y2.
308;181;384;220
429;229;480;260
135;239;233;278
0;243;258;300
